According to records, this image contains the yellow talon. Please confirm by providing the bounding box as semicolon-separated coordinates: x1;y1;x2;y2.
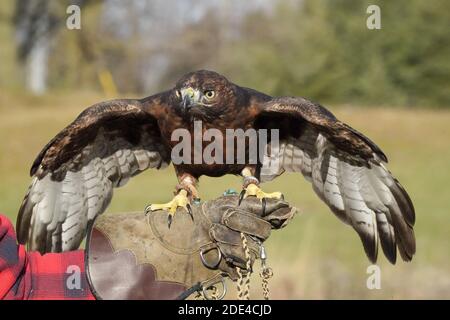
242;184;283;201
145;190;193;227
239;183;284;216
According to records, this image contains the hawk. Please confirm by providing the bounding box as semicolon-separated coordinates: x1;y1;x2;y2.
17;70;415;264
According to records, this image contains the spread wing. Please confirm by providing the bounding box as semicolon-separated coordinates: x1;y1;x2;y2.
17;98;170;253
255;97;415;264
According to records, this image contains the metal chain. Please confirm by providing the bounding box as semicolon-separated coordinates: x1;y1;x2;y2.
260;267;273;300
235;234;274;300
195;285;219;300
258;242;273;300
237;232;252;300
210;286;219;300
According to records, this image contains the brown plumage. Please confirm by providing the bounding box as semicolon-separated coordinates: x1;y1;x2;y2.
17;70;415;264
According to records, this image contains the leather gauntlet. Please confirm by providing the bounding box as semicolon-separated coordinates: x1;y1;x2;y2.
85;194;296;300
201;195;296;279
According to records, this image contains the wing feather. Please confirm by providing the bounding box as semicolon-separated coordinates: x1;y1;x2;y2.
17;98;170;253
257;97;415;263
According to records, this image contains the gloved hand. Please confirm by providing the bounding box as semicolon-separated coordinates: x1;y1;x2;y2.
199;195;296;279
85;193;296;300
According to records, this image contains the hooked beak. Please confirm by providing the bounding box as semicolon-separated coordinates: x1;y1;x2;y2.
180;87;200;112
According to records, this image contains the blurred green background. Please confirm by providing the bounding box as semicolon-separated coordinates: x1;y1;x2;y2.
0;0;449;299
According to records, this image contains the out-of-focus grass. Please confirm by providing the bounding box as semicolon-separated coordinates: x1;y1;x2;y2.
0;91;449;299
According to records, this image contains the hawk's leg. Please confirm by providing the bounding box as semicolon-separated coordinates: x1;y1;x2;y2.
145;174;198;228
239;168;284;215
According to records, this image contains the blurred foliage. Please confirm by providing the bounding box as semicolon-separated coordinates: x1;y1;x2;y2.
200;0;450;107
0;0;449;107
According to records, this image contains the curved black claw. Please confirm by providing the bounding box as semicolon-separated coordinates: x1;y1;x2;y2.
144;204;152;216
187;204;194;221
238;189;246;206
261;198;267;217
168;214;173;229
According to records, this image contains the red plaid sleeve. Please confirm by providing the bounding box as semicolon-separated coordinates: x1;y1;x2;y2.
0;214;95;300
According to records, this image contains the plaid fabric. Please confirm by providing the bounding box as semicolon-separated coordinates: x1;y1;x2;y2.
0;214;94;300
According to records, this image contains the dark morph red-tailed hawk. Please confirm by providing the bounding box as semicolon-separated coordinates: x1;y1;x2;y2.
17;70;415;264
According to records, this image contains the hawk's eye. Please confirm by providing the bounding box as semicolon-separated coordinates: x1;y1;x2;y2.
204;90;215;99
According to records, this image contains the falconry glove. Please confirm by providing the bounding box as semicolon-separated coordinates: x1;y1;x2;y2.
201;195;296;278
85;194;296;300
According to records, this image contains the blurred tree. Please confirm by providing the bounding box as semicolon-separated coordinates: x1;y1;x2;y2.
212;0;450;107
14;0;89;95
0;1;19;90
14;0;55;94
6;0;449;107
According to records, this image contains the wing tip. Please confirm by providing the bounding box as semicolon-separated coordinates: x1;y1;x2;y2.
16;210;31;245
16;195;34;245
358;231;379;265
381;241;397;265
394;179;416;227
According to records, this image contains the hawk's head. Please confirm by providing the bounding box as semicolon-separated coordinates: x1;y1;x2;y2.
173;70;238;120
